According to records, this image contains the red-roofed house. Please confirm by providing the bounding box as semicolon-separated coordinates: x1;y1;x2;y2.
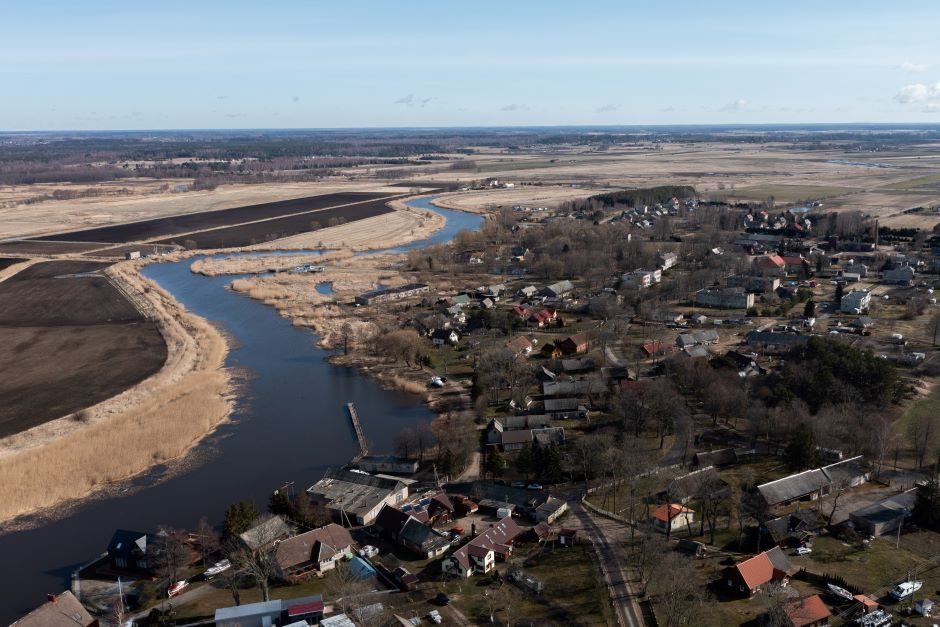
783;595;831;627
442;517;522;578
641;341;673;357
513;305;530;320
755;254;787;276
723;548;792;597
650;504;695;534
274;524;354;581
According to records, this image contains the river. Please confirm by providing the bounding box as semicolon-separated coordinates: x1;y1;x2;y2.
0;196;482;623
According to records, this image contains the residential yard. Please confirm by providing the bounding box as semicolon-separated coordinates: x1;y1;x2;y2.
168;577;328;621
442;543;613;626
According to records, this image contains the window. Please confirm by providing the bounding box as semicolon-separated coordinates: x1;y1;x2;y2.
115;558;128;568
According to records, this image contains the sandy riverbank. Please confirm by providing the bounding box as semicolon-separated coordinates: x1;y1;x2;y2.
0;260;232;523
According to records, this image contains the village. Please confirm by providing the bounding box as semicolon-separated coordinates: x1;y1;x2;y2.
15;178;940;627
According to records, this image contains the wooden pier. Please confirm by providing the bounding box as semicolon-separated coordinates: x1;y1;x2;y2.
346;402;369;461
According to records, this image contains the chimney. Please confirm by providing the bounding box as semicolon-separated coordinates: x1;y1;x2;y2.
48;594;57;604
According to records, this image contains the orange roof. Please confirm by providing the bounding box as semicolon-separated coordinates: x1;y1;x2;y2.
784;595;832;627
853;594;878;611
733;552;779;591
652;503;693;523
759;254;786;268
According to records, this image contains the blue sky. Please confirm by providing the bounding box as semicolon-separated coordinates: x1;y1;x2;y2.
2;1;939;130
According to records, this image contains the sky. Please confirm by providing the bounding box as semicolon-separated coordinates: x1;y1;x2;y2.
2;1;940;130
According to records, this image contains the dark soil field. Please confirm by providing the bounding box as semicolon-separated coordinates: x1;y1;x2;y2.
0;240;105;255
35;191;390;244
0;261;143;326
154;196;396;248
0;260;166;437
0;258;26;271
0;323;166;438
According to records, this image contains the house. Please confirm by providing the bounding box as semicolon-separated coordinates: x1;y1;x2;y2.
319;615;356;627
431;329;459;346
240;516;293;552
543;280;575;298
843;260;868;277
676;333;697;349
650;504;695;534
124;250;141;260
215;596;324;627
755;254;787;276
852;316;874;330
783;595;832;627
764;511;823;548
727;275;781;293
375;505;450;559
849;489;916;537
535;497;569;524
622;269;659;289
442;517;523;578
822;455;870;488
530;308;557;327
694;329;720;344
355;283;429;306
274;524;354;580
724;547;792;597
695;287;755;309
106;529;160;574
517;285;539;299
12;592;97;627
307;470;409;526
690;313;708;325
531;426;566;448
641;341;674;357
560;357;595;374
557;333;591;355
540;342;563;359
683;344;710;359
499;429;535;452
513;304;531;320
657;252;678;270
840;289;871;314
505;335;534;358
883;264;916;286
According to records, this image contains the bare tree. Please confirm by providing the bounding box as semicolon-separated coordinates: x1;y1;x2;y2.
649;552;706;627
196;516;220;568
155;526;192;596
325;559;370;617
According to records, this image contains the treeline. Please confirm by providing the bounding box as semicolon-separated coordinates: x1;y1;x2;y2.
591;185;697;208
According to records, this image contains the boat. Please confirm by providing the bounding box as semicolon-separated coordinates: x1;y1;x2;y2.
204;559;232;579
167;580;189;597
889;580;923;600
827;583;854;601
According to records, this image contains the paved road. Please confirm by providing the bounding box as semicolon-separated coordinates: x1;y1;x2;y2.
569;500;644;627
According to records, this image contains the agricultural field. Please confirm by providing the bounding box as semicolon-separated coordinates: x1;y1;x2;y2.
36;191;393;245
0;260;166;437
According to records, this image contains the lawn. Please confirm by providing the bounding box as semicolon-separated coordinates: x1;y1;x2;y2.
705;184;857;203
445;544;612;625
881;172;940;190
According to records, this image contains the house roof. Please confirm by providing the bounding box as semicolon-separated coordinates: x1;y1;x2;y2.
732;550;788;591
275;524;353;570
375;504;411;534
757;254;786;269
651;503;694;523
505;336;533;354
399;518;449;552
500;430;533;446
240;516;293;551
448;516;523;570
107;529;156;558
693;449;738;467
851;488;916;524
784;595;832;627
821;455;868;486
12;592;95;627
757;469;831;506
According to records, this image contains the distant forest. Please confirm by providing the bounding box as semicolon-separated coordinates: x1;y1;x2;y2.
592;186;697;208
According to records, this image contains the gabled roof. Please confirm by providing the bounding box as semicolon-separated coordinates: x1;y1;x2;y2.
375;504;411;534
108;529;156;557
505;336;533;354
448;516;523;570
732;549;789;591
821;455;868;486
757;469;830;506
275;524;353;570
784;595;832;627
12;591;95;627
399;518;449;552
240;516;292;551
651;503;694;523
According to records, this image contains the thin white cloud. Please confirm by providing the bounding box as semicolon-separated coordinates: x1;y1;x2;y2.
500;103;529;112
900;61;928;73
720;99;747;112
923;103;940;113
595;104;617;113
394;94;432;107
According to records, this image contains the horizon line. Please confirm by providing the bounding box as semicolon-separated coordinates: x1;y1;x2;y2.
4;121;940;134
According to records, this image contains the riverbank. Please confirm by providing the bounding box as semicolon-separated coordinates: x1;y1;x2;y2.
0;260;232;523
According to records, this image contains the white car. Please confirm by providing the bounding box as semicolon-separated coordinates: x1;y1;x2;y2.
793;546;812;556
428;610;443;624
359;545;380;559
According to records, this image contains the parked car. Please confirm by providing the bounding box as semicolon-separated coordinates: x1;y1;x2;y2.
434;592;450;606
428;609;443;624
527;483;543;490
793;546;812;556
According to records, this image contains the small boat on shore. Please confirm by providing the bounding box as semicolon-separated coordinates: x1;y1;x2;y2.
890;580;923;600
204;559;232;579
827;583;854;600
167;580;189;597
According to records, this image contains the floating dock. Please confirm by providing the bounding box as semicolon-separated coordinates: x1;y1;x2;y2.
346;402;369;461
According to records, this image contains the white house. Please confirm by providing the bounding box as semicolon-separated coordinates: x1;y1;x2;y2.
650;504;695;534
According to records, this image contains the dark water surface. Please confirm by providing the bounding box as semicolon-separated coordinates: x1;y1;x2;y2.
0;197;481;622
